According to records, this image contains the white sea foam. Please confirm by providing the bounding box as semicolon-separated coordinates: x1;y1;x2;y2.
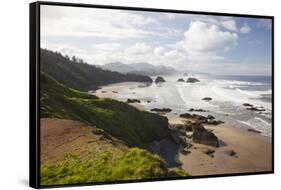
113;74;272;137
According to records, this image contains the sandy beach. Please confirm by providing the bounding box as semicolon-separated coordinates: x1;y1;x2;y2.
91;82;272;176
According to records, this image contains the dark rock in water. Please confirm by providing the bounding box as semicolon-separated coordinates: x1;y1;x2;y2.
243;103;253;107
246;107;266;112
151;108;172;112
202;97;212;101
112;91;118;93
186;77;200;83
189;108;207;112
243;103;266;112
207;120;224;125
192;123;220;147
248;128;261;134
127;98;141;103
177;78;185;82
155;76;166;83
101;90;107;93
207;115;215;120
147;100;151;103
204;149;215;158
224;150;237;157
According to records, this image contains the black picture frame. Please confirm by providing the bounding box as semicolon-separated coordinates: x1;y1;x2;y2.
30;1;274;189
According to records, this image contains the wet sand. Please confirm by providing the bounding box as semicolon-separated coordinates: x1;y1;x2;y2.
91;82;272;176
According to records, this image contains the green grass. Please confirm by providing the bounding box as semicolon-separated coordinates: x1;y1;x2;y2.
41;148;187;186
40;73;169;147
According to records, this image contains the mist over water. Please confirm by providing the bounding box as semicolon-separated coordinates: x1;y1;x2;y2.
114;74;272;137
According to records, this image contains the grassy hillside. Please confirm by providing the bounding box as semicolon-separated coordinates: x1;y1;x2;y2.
41;148;187;186
40;73;169;147
40;118;187;186
40;49;153;91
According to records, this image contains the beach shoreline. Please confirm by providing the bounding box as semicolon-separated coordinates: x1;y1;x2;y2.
91;81;272;175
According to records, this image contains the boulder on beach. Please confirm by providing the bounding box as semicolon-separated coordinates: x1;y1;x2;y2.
224;150;237;157
202;97;212;101
179;113;224;126
207;120;224;125
177;78;185;82
204;149;215;158
170;123;193;132
179;113;207;121
192;123;220;147
151;108;172;113
127;98;141;103
207;115;215;120
179;113;192;119
186;77;200;83
155;76;166;83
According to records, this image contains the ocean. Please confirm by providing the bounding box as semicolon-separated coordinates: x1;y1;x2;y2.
112;74;272;137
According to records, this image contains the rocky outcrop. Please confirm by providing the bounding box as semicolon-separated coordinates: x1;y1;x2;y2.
248;128;261;134
202;97;212;101
155;76;166;83
246;107;266;112
179;113;224;126
179;113;192;119
243;103;266;112
186;77;200;83
243;103;253;107
170;123;193;132
151;108;172;113
189;108;208;112
207;120;224;125
127;98;141;103
192;123;220;147
177;78;185;82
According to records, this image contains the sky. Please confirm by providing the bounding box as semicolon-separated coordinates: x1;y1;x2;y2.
41;5;272;75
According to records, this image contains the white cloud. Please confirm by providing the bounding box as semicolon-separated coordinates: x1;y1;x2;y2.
125;43;153;55
178;21;238;54
240;24;251;34
41;5;170;39
92;43;121;51
154;47;165;56
220;19;238;31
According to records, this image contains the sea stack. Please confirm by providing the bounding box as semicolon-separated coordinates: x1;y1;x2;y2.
186;77;200;83
177;78;185;82
155;76;166;83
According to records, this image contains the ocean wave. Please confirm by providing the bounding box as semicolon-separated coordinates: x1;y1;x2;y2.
237;117;271;137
